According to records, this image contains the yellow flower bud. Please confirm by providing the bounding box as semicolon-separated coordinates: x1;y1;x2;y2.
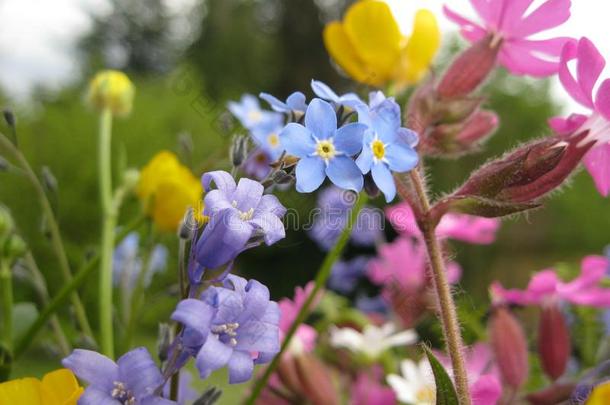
87;70;135;116
136;151;204;232
0;368;83;405
323;0;440;88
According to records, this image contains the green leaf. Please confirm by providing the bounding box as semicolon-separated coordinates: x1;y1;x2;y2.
423;345;459;405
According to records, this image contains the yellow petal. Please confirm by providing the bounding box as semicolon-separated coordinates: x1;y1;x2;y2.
587;381;610;405
396;9;441;85
152;178;202;233
40;369;83;405
343;0;402;85
323;22;370;84
0;377;42;405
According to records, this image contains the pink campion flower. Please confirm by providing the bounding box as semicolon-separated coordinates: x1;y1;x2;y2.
278;282;318;354
443;0;574;77
491;255;610;307
386;202;500;245
367;237;462;290
549;37;610;196
437;343;502;405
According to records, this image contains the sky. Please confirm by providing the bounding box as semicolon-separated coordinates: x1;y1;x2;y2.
0;0;608;111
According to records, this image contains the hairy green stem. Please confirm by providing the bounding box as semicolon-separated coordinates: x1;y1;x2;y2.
244;192;368;405
407;170;471;405
0;132;94;340
1;260;13;354
98;108;117;358
14;216;144;359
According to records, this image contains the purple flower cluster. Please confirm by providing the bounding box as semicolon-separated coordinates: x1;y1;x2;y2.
171;274;280;383
228;81;419;199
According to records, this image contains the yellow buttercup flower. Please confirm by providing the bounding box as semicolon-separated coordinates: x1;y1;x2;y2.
0;368;83;405
587;381;610;405
137;151;204;232
87;70;135;116
323;0;440;88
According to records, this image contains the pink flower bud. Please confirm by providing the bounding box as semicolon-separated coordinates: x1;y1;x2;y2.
456;110;499;145
437;35;501;100
294;354;339;405
489;307;529;390
424;110;498;156
538;303;571;381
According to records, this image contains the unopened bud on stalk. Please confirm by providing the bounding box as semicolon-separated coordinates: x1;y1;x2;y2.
121;169;140;192
489;306;529;389
178;208;195;240
156;323;171;362
87;70;135;116
363;173;380;199
437;34;501;100
425;110;498;155
538;303;570;381
41;166;58;195
526;383;576;405
0;206;14;239
230;135;249;168
0;156;8;172
294;354;339;405
2;108;16;131
4;234;26;260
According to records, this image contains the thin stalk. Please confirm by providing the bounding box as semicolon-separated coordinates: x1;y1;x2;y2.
14;215;145;359
407;170;471;405
24;253;71;356
1;260;13;353
0;133;94;340
98;108;117;358
244;192;368;405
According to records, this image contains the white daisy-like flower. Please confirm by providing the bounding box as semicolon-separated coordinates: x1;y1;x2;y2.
387;359;436;405
328;322;417;359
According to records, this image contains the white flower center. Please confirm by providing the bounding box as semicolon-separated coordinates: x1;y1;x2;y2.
314;139;336;162
581;113;610;146
231;200;254;221
111;381;136;405
212;322;240;347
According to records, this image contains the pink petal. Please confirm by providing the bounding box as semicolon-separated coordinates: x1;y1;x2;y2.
566;288;610;308
470;0;492;24
499;0;534;33
577;38;606;105
487;0;505;29
471;375;502;405
443;5;487;43
560;255;607;293
491;270;559;306
559;39;595;108
513;0;571;38
583;143;610;197
385;202;420;238
499;44;561;77
437;214;500;245
548;113;588;136
595;79;610;121
514;36;574;56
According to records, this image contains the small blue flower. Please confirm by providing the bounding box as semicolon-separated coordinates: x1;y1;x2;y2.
112;232;168;291
355;294;389;315
355;96;419;202
311;80;364;109
242;148;272;180
280;98;366;192
259;91;307;115
228;94;283;130
250;120;285;160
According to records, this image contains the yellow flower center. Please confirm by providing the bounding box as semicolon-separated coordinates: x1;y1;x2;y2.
371;139;386;160
416;386;435;403
248;110;262;123
316;140;336;161
267;132;280;148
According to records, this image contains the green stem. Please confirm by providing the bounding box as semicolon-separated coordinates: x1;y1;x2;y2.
1;260;13;353
244;192;368;405
407;170;471;405
24;253;71;357
98;108;117;358
0;132;94;340
14;216;145;359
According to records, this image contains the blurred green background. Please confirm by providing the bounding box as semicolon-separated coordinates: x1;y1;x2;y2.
1;0;609;400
